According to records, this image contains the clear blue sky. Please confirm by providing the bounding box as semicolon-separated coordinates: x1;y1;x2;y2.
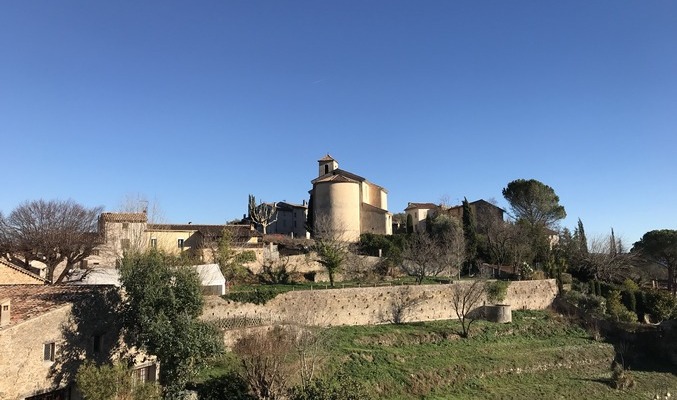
1;1;675;246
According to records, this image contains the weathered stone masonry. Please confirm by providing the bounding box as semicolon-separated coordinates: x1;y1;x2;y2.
202;279;558;328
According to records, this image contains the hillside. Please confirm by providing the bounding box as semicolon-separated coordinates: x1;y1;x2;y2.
202;310;677;399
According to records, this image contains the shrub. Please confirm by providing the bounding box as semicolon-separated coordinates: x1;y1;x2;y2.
288;374;373;400
197;372;255;400
644;289;677;322
76;361;161;400
621;290;637;313
564;290;606;316
610;361;635;390
223;288;281;305
486;280;510;304
560;272;573;285
606;290;637;323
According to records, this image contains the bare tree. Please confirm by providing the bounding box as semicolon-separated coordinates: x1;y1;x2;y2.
233;326;294;400
582;234;637;283
1;199;103;282
249;194;277;235
401;230;463;284
451;280;486;338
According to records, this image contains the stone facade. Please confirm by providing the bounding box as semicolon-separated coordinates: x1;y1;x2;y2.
203;279;558;327
0;285;155;400
0;259;47;285
310;155;392;242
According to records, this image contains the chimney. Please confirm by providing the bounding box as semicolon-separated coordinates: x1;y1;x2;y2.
0;299;10;327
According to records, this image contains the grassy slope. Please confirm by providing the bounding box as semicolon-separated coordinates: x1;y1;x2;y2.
324;310;677;399
205;310;677;399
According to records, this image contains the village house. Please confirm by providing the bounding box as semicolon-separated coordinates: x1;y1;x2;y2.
405;199;505;233
0;284;157;400
90;213;261;268
264;201;309;239
309;155;392;242
0;258;48;285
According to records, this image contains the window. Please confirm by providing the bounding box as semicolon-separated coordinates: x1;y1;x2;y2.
150;238;157;248
91;249;100;256
178;239;184;250
122;222;129;229
121;239;131;250
2;305;8;311
44;342;55;362
324;165;329;174
133;363;157;384
92;334;103;354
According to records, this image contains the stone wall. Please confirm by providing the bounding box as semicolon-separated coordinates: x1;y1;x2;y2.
203;279;558;328
0;305;72;400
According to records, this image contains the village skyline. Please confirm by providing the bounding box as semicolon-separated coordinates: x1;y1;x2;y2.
1;2;675;245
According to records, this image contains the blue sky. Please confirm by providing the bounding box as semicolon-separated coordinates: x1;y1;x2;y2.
1;1;675;246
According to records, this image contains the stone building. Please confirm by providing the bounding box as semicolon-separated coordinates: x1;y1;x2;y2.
0;284;157;400
265;201;309;239
309;155;392;242
0;258;47;285
404;199;504;234
91;213;261;267
404;202;439;233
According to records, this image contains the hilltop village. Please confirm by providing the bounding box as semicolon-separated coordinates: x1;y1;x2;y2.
1;155;676;400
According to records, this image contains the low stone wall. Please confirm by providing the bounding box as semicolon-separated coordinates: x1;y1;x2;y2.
202;279;558;328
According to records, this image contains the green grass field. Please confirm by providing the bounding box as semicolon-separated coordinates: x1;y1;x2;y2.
203;310;677;399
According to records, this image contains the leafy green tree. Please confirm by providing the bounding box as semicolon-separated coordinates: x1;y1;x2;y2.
215;227;256;283
315;238;345;287
502;179;566;228
119;250;224;397
632;230;677;294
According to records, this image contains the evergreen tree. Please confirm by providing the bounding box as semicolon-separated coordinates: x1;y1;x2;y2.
462;197;478;272
305;194;314;237
575;218;588;255
406;213;414;234
610;228;617;256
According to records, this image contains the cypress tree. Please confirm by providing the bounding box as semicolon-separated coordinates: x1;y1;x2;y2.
462;197;478;271
406;213;414;234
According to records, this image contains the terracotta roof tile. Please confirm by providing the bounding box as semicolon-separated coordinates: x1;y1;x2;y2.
100;213;147;223
0;285;110;329
405;202;439;210
318;154;336;162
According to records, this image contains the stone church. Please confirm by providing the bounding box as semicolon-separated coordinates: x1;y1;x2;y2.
309;155;392;241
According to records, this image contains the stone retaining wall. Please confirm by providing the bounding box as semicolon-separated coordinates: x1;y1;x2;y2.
202;279;558;327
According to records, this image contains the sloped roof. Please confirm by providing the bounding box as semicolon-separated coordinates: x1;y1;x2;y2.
405;202;438;211
0;285;111;329
0;258;48;283
362;203;390;214
100;213;147;223
311;168;387;193
145;224;261;239
276;202;308;211
193;264;226;286
318;154;336;162
312;173;361;185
